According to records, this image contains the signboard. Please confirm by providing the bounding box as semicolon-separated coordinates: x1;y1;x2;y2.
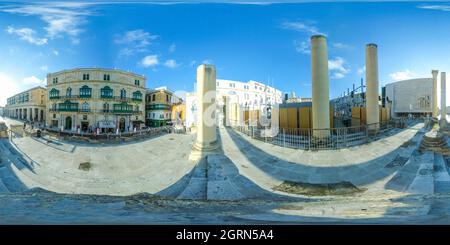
98;121;116;128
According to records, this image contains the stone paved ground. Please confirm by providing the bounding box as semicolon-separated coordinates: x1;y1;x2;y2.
2;116;450;224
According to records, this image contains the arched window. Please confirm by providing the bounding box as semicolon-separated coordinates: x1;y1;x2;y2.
100;86;113;98
66;87;72;97
120;89;126;99
80;85;92;98
132;91;142;101
49;88;60;99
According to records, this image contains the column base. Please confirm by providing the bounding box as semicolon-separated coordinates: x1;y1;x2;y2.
189;140;220;162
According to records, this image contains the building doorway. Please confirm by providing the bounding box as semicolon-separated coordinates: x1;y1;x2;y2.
81;122;89;132
119;118;126;132
51;120;58;127
65;116;72;130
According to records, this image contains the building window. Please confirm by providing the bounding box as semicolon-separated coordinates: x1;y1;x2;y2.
66;87;72;97
113;103;133;112
152;94;156;102
103;103;110;112
52;77;58;84
83;73;90;80
152;113;155;119
120;89;127;99
58;100;78;111
79;85;92;98
166;94;170;102
83;115;88;120
53;114;56;119
49;88;60;99
81;102;90;112
135;80;140;86
100;86;113;98
132;91;142;101
103;74;110;81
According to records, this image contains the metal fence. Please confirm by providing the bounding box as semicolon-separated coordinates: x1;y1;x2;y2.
23;125;186;144
233;118;410;150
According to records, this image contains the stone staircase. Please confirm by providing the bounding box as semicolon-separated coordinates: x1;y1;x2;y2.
418;131;450;155
385;138;450;195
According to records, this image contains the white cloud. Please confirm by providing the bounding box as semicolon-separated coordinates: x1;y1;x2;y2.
169;43;176;53
328;57;350;79
202;59;213;65
333;42;352;49
40;65;48;71
389;69;415;81
115;29;158;56
293;39;310;54
357;66;366;75
2;4;92;44
189;60;197;67
5;26;48;45
164;59;180;68
140;55;159;67
281;21;323;35
23;76;46;86
417;5;450;12
53;50;59;56
0;73;20;107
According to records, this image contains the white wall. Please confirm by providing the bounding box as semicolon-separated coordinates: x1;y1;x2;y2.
385;78;433;116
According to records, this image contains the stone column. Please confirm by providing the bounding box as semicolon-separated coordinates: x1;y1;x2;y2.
189;64;220;161
311;35;330;138
366;43;380;131
440;72;447;127
432;70;439;118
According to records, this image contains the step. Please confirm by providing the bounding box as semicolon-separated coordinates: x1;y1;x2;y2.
385;153;421;192
0;168;10;193
406;152;435;194
434;153;450;194
0;166;27;192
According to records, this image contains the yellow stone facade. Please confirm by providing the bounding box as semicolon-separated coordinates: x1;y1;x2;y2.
46;68;146;133
5;86;47;123
145;88;175;127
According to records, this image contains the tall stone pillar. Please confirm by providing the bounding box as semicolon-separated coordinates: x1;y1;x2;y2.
366;43;380;131
440;72;447;127
311;35;330;138
189;64;219;161
432;70;439;118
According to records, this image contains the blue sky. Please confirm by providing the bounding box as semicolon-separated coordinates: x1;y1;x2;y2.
1;1;450;106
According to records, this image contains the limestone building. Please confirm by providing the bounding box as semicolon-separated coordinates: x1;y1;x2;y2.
4;86;47;122
215;79;282;109
46;68;146;133
385;78;433;118
145;87;182;127
185;79;283;128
